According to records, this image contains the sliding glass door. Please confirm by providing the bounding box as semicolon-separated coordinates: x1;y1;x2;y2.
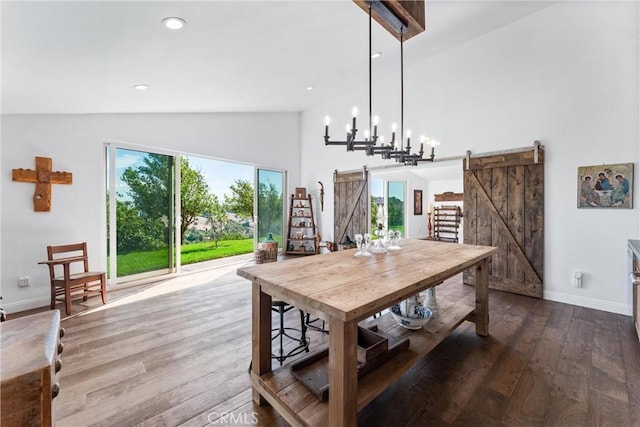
107;145;288;282
256;169;285;248
107;147;176;281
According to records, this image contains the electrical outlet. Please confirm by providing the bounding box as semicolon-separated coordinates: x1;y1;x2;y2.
573;271;582;288
18;276;30;287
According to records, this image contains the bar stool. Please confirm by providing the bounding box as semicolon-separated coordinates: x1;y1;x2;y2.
249;299;310;372
305;313;329;334
271;300;310;364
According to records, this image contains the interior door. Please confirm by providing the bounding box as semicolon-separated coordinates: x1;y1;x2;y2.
334;169;369;247
463;145;544;297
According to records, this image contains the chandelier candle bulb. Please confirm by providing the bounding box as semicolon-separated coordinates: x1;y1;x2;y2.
391;123;397;145
352;107;358;132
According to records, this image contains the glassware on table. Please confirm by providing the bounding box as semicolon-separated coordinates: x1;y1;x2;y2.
387;230;402;251
354;234;363;256
354;233;371;257
371;229;388;254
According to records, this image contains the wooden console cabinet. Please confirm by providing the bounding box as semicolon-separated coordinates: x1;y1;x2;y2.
1;310;63;426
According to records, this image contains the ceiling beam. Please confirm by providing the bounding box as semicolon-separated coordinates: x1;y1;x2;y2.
353;0;425;41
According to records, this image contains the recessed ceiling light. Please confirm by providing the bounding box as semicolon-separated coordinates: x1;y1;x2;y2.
372;51;382;59
162;17;186;30
133;84;149;91
306;86;315;91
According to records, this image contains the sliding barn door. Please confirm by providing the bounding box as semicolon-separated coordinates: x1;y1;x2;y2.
463;145;544;298
334;169;369;247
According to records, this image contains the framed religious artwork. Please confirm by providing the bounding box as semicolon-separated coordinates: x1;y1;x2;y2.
295;187;307;199
577;163;633;208
414;190;423;215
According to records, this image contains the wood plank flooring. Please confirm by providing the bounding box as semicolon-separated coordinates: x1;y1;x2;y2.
35;262;640;426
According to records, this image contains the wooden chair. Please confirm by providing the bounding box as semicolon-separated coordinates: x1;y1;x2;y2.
39;242;106;315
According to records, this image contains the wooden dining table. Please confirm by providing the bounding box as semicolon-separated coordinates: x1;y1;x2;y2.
237;239;497;427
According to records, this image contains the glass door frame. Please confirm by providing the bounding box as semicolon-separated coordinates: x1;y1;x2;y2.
254;167;288;251
105;141;182;285
386;180;407;235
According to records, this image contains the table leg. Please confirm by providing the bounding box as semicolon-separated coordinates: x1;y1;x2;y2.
251;282;272;405
328;317;358;427
475;258;489;336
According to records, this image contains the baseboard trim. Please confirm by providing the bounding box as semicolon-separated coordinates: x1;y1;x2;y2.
543;290;632;316
3;296;50;314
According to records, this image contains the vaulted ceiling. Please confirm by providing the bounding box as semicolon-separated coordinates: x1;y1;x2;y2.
1;1;556;115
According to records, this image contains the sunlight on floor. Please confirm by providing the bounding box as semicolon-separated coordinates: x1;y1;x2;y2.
76;255;254;316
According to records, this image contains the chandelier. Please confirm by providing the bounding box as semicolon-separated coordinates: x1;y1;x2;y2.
324;0;439;166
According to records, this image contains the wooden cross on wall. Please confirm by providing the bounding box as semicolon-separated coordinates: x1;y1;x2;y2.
12;156;72;212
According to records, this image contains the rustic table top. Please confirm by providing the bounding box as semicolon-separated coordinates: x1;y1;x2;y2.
238;239;496;322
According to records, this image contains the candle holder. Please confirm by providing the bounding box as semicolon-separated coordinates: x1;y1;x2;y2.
424;287;439;318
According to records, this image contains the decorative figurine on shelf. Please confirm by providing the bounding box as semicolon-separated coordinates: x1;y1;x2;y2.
298;209;305;216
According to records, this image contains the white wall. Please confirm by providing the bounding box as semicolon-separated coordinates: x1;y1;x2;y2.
370;170;430;239
1;112;300;313
301;2;639;315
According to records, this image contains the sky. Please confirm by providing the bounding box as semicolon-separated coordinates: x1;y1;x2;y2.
185;155;253;201
114;148;254;201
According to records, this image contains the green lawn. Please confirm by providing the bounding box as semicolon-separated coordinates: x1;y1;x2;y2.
113;238;254;277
